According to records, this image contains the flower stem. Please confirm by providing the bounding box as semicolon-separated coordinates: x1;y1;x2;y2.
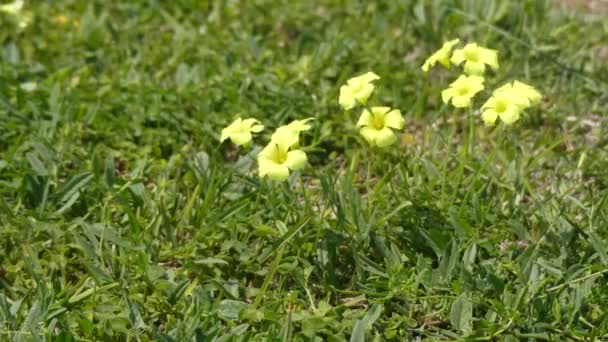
468;108;475;156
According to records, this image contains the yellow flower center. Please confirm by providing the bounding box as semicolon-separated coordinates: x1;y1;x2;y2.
372;114;385;130
494;99;508;113
464;48;479;62
273;145;288;164
456;85;470;96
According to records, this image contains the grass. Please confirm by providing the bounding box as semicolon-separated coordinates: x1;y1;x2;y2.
1;0;608;340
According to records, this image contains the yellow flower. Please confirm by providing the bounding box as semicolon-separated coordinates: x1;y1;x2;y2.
271;118;313;147
339;72;380;110
441;75;485;108
258;131;307;181
0;0;29;28
0;0;23;15
421;39;460;72
220;118;264;146
495;81;542;107
481;81;542;126
481;92;529;126
356;106;405;147
52;15;69;25
451;43;498;75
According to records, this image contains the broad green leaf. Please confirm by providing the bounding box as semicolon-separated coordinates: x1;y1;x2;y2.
450;292;473;334
349;320;365;342
218;300;248;321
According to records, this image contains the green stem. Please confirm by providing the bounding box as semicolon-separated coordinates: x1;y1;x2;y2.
468;107;475;156
253;247;285;309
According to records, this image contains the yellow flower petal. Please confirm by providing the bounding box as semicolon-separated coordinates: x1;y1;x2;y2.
356;109;373;127
271;128;298;147
450;49;465;65
422;39;460;72
374;127;397;147
441;88;456;105
251;124;264;133
353;83;375;106
285;150;307;170
481;92;525;126
258;143;279;161
421;60;432;73
384;109;405;129
371;106;391;115
481;109;498;126
262;163;290;181
442;75;484;108
285;118;314;132
220;117;263;146
512;81;542;105
241;118;260;127
355;72;380;84
360;127;376;144
0;0;23;15
228;132;252;146
359;127;397;147
339;85;356;110
481;96;495;110
452;95;473;108
220;118;243;142
451;43;499;75
478;47;499;70
339;72;380;110
499;108;520;125
271;118;313;147
464;60;486;76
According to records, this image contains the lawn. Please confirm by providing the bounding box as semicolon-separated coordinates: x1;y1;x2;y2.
1;0;608;340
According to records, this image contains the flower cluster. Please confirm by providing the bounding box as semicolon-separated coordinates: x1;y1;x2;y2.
217;38;543;183
219;70;404;182
422;39;542;126
339;72;405;147
219;116;312;182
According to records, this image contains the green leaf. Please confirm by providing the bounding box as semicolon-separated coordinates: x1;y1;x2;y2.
217;300;249;321
439;239;458;283
450;292;473;334
26;152;49;176
588;232;608;265
361;304;383;330
349;320;365;342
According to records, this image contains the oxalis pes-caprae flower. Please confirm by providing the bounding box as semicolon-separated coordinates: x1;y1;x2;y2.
441;75;485;108
450;43;499;76
220;117;264;146
421;39;460;72
339;72;406;148
495;81;542;107
423;39;542;126
357;107;405;147
271;118;314;148
258;124;308;181
338;72;380;110
482;81;542;126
